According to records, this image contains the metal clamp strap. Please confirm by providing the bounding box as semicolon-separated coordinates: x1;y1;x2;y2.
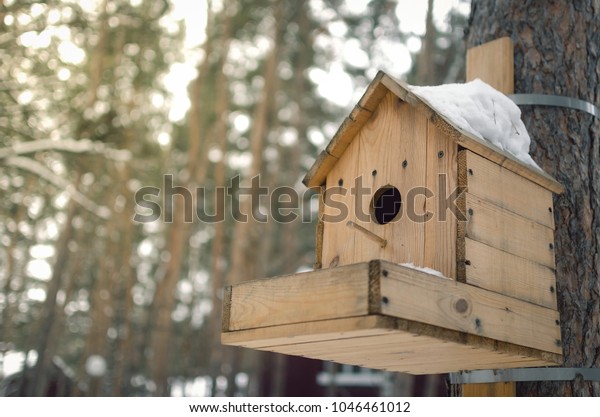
449;368;600;384
509;94;600;119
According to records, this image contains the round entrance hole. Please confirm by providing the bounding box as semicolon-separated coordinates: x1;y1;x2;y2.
371;185;402;225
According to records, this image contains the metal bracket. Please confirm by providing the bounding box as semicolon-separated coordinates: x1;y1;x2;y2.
449;368;600;384
509;94;600;119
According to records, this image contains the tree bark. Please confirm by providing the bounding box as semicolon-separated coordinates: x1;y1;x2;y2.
1;177;31;347
206;9;233;396
224;0;283;396
415;0;436;85
27;198;77;396
466;0;600;396
149;7;218;396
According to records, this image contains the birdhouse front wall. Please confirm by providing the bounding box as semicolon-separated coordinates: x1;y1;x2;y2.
321;91;458;279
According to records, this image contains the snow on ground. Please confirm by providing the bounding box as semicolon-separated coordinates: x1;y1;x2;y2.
399;262;450;280
409;79;541;170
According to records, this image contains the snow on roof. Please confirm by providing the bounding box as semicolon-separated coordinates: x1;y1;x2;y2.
409;79;540;170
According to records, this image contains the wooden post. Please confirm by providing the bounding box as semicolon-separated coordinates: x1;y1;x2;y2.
462;382;516;397
466;37;514;94
461;36;517;397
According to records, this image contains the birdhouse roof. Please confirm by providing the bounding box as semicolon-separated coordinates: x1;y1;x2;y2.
303;71;563;194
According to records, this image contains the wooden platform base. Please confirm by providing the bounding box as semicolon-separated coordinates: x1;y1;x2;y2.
222;260;562;374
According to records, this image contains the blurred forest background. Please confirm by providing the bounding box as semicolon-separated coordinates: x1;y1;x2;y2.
0;0;470;396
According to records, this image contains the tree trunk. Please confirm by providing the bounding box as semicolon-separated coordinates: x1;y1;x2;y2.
1;177;31;347
466;0;600;396
111;143;137;396
206;9;233;395
224;0;283;396
149;8;219;396
415;0;436;85
27;198;77;396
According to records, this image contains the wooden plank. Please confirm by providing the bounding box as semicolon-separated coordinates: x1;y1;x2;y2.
386;362;547;375
462;382;516;397
465;238;558;309
321;135;359;268
340;345;548;372
424;120;458;279
272;332;436;358
456;132;564;194
380;98;428;267
222;261;562;373
314;185;325;269
456;150;469;282
240;327;556;374
462;150;555;228
325;115;365;159
221;285;233;331
379;262;562;353
466;37;515;94
350;91;428;266
227;262;372;331
222;315;395;349
357;70;389;112
303;150;338;188
250;327;556;374
465;193;556;268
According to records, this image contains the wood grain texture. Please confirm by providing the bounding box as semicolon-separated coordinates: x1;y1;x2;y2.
222;315;394;349
452;127;564;194
466;37;515;94
351;91;428;266
465;238;557;309
221;285;232;332
462;382;516;397
456;150;468;281
379;262;562;353
462;150;555;228
465;193;556;267
223;260;563;372
321;134;359;268
268;332;551;374
314;184;325;269
228;263;370;331
325;115;366;159
424;120;458;279
223;313;559;374
223;312;559;374
303;149;338;188
355;70;388;112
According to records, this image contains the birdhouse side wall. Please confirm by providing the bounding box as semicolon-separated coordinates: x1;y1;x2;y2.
457;150;558;309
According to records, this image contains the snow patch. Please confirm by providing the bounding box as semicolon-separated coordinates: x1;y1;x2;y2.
409;79;540;170
400;262;450;280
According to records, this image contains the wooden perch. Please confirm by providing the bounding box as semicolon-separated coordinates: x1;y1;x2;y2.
346;220;387;248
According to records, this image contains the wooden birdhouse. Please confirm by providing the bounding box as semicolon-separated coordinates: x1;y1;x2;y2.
221;67;564;373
